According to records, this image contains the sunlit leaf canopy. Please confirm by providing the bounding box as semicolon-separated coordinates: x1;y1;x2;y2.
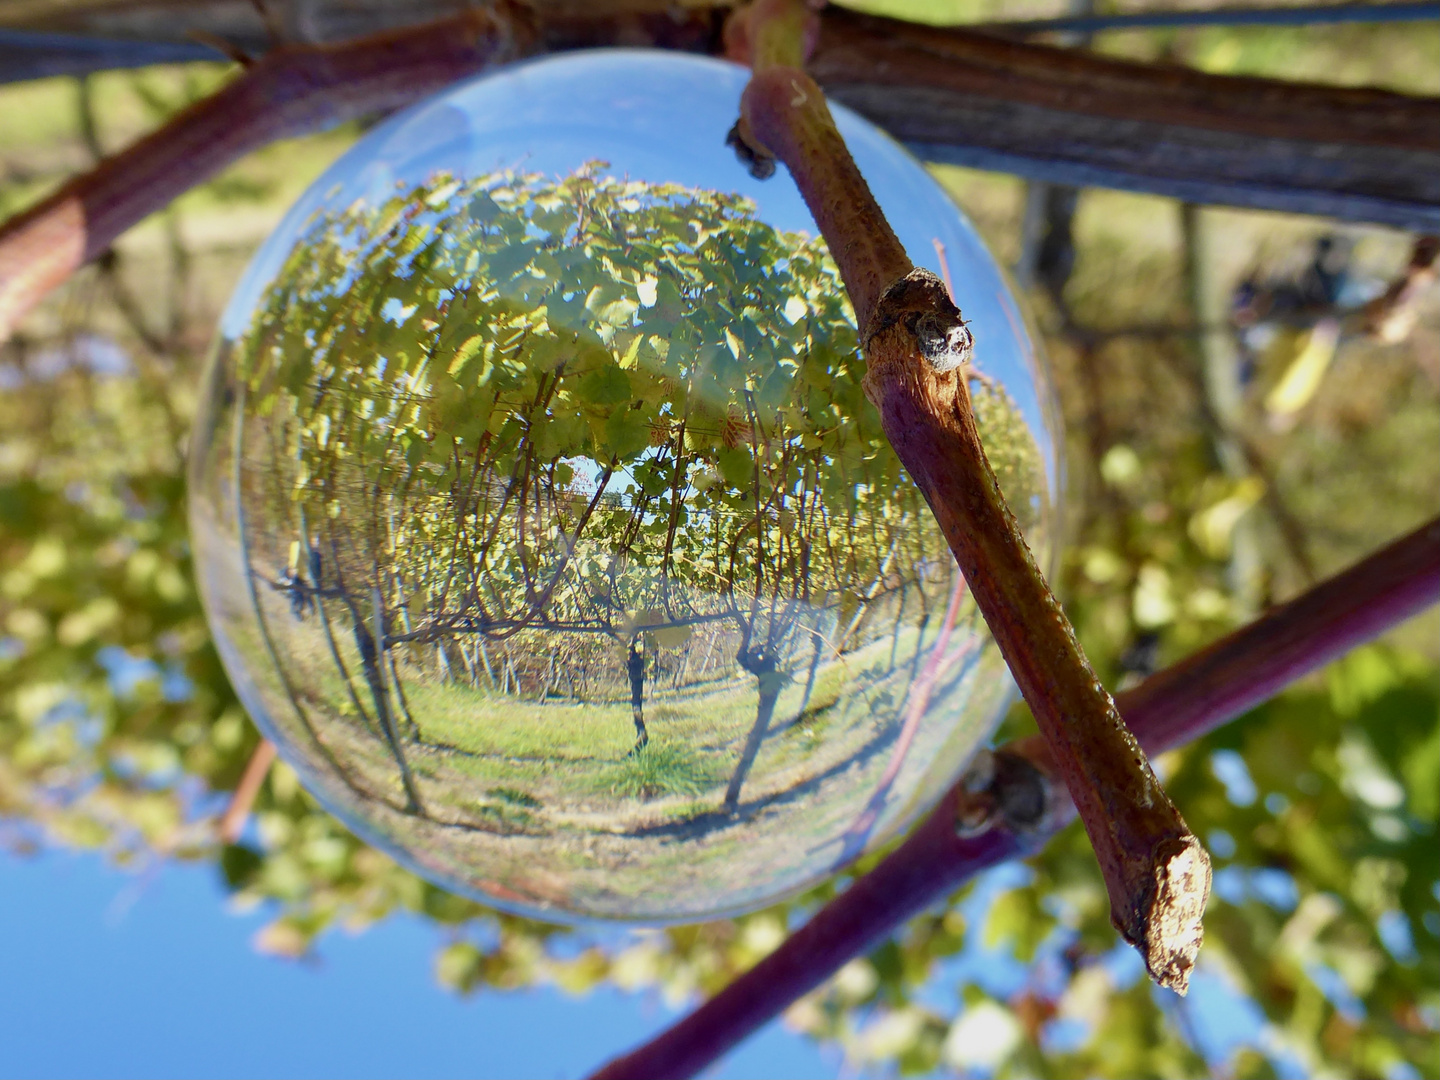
240;164;938;636
0;18;1438;1078
195;162;1046;920
235;164;1041;637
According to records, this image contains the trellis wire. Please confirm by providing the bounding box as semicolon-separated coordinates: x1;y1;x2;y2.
985;0;1439;35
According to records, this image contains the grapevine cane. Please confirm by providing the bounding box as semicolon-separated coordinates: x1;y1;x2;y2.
727;0;1208;992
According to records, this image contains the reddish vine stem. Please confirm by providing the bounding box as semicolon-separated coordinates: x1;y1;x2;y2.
590;516;1440;1080
217;738;277;844
733;0;1208;992
0;8;538;340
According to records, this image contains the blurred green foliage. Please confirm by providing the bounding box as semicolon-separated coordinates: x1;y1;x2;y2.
1;22;1438;1080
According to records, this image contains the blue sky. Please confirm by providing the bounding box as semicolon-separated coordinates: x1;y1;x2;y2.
0;847;1283;1078
0;849;837;1079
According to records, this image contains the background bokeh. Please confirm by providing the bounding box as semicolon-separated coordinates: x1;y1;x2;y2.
1;3;1436;1077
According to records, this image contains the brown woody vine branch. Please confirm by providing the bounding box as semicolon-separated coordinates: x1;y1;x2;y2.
730;0;1208;993
591;516;1440;1080
809;9;1440;230
2;6;1434;339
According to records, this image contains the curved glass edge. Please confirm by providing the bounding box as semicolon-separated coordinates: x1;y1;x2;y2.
188;49;1063;925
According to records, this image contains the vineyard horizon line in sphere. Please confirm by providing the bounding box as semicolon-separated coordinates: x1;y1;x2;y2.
189;50;1061;924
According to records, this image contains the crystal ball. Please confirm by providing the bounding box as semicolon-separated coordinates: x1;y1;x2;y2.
190;50;1060;923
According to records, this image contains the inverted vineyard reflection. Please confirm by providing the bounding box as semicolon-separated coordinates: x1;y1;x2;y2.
189;52;1059;921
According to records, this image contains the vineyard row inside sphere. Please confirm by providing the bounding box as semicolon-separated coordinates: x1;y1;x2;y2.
188;52;1060;922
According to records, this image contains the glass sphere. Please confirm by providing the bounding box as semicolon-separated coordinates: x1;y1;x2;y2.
190;50;1060;923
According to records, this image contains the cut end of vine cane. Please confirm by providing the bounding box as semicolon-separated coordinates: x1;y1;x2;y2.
860;268;974;381
1126;834;1212;995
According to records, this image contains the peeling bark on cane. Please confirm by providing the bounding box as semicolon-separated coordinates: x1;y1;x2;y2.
730;0;1209;993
